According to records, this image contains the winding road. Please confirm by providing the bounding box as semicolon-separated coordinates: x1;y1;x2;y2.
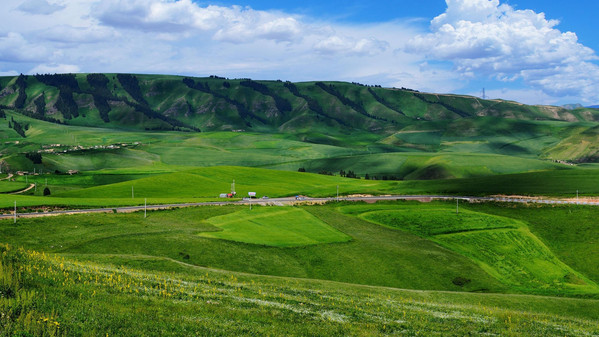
0;194;597;220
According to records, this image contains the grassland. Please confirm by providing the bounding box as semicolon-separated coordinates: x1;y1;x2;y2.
3;165;599;212
2;73;599;335
0;180;28;193
2;201;599;335
0;205;505;292
341;203;599;296
3;244;599;336
201;207;352;247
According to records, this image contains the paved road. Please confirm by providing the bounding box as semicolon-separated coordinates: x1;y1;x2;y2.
1;194;597;220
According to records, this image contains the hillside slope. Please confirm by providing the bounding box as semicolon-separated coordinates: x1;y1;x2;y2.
2;73;598;135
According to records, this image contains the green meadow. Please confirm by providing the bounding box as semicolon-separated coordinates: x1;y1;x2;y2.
201;207;352;247
1;201;599;335
2;73;599;335
349;204;598;295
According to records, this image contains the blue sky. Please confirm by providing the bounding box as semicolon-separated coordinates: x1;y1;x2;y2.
1;0;598;106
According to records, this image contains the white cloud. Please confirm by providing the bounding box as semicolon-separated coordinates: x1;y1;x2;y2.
29;63;81;74
0;32;48;62
0;70;19;76
314;35;388;56
39;25;118;44
94;0;304;43
406;0;599;101
17;0;64;15
1;0;596;105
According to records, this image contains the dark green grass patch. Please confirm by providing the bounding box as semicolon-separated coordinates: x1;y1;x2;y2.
360;208;522;235
201;207;352;247
462;202;599;286
342;202;599;296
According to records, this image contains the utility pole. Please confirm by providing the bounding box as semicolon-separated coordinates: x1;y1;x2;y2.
456;198;459;215
337;185;339;201
144;198;147;218
14;201;16;224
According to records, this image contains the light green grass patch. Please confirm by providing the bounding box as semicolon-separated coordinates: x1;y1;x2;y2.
0;181;29;193
200;206;352;247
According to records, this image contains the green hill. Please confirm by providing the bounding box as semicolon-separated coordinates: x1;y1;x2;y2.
2;73;598;136
2;73;599;183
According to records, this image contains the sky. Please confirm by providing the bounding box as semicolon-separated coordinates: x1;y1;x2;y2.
1;0;598;106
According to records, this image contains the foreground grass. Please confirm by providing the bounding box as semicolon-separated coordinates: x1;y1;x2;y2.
2;244;599;336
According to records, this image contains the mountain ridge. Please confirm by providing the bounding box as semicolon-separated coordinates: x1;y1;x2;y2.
1;73;597;136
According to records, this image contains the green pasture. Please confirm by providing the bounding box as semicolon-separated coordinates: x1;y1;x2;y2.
359;208;522;235
398;167;599;196
2;245;599;336
201;207;351;247
51;166;393;199
0;205;506;292
342;203;599;296
5;165;599;210
2;108;599;186
0;180;28;193
463;202;599;286
264;151;564;179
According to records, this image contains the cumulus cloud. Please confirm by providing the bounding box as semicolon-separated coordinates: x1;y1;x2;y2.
29;63;80;74
0;70;19;76
406;0;599;100
39;25;118;44
314;35;389;56
17;0;64;15
94;0;303;43
1;0;596;105
0;32;48;62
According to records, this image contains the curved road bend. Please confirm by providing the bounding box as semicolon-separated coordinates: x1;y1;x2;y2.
1;195;598;220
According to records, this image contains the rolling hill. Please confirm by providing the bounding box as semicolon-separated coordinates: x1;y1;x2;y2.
2;73;599;182
1;73;598;135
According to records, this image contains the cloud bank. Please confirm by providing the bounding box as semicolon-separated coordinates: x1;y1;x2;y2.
406;0;599;102
0;0;597;105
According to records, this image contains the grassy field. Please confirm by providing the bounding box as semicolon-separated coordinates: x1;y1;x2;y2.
3;165;599;212
2;107;599;186
0;180;28;193
344;204;599;296
0;205;505;292
1;199;598;335
3;73;599;335
463;202;599;286
201;207;352;247
3;244;599;336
